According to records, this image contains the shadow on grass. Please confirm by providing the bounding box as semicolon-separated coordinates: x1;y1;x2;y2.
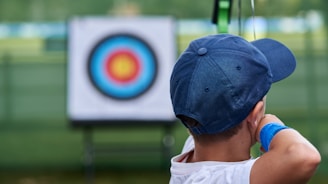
0;166;170;184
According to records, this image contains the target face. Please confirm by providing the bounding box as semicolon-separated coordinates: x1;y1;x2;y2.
88;34;157;100
68;17;176;124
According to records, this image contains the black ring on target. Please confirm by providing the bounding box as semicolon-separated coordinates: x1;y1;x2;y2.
87;33;158;100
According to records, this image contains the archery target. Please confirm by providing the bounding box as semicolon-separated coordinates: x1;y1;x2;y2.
88;34;157;100
67;17;176;125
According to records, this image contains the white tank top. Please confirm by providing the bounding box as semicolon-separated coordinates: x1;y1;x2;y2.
170;136;257;184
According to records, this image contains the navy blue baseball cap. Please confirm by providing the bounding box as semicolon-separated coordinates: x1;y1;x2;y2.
170;34;296;135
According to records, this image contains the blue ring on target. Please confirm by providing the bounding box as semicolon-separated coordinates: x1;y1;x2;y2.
87;33;158;100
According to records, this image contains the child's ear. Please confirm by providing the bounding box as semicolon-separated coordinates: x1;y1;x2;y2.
246;100;265;143
247;100;265;128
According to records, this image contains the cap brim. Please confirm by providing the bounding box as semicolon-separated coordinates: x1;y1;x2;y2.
251;38;296;82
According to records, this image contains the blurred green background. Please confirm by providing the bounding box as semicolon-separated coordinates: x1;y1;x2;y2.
0;0;328;183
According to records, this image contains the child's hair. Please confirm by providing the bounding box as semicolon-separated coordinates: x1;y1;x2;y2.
178;115;243;145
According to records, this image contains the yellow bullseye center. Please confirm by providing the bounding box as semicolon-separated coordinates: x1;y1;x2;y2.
109;55;136;80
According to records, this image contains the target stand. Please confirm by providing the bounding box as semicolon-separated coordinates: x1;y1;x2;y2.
81;121;175;184
67;17;177;184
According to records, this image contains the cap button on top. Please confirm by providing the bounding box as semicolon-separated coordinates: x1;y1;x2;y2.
197;48;207;56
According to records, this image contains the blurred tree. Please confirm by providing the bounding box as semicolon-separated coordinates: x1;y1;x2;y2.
135;0;213;18
0;0;325;22
255;0;302;17
0;0;29;21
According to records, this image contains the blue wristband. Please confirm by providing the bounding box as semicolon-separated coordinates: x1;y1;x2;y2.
260;123;289;152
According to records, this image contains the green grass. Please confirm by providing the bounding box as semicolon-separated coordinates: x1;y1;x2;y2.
0;122;189;183
0;170;170;184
